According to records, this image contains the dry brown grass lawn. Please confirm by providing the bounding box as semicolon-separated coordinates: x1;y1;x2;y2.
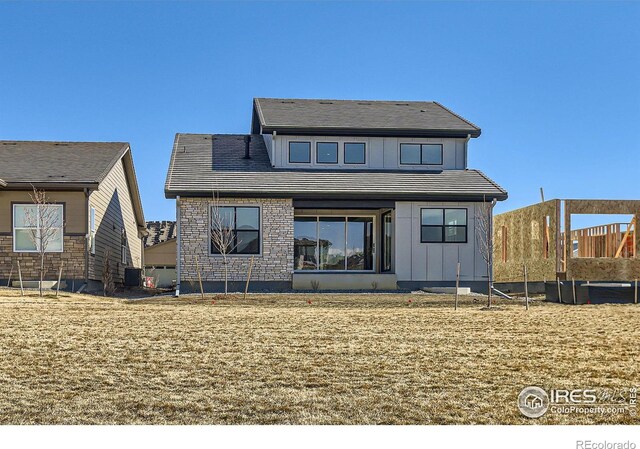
0;287;638;424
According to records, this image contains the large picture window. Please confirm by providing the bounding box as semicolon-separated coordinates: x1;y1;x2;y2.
400;143;443;165
294;215;374;271
13;204;64;252
420;208;467;243
211;206;260;255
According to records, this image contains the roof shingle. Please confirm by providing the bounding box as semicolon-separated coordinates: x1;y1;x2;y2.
253;98;481;137
165;134;507;201
0;141;129;185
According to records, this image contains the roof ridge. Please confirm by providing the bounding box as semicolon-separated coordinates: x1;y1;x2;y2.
0;140;129;145
255;97;437;104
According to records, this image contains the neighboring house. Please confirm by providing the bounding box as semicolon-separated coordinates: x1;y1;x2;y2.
0;141;146;290
165;98;508;293
143;220;177;288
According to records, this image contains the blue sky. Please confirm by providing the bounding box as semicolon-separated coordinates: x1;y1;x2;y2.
1;1;638;223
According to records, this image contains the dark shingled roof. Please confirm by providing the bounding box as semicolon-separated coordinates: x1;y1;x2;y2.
0;141;129;186
252;98;481;137
165;134;507;201
144;221;177;247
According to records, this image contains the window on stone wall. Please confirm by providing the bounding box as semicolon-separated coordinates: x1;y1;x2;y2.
13;204;63;252
211;206;260;255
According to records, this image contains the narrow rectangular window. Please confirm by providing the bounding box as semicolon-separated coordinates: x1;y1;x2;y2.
316;142;338;164
90;207;96;255
344;143;366;164
420;208;467;243
400;143;443;165
13;204;64;252
211;206;260;255
121;227;128;265
289;142;311;163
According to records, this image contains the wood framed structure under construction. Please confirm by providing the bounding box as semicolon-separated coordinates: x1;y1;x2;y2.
493;199;640;283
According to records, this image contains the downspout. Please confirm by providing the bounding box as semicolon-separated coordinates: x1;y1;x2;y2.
463;134;471;169
489;198;497;292
175;195;181;296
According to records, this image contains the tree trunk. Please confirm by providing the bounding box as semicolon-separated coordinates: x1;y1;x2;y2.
40;251;45;297
224;256;228;295
486;263;491;308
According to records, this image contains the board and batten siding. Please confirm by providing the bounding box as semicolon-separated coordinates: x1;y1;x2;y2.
265;134;467;170
395;201;488;282
88;158;142;283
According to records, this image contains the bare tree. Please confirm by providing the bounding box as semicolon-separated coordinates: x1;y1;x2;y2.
23;187;64;297
474;197;497;308
103;249;115;296
210;191;241;295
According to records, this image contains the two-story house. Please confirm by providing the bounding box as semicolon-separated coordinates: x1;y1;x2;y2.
164;98;507;293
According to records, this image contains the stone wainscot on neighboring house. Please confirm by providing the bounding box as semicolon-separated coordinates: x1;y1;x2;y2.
0;141;146;291
165;98;508;293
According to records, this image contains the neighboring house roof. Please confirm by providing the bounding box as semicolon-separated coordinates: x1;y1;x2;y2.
165;134;507;201
144;221;177;247
252;98;481;138
0;140;145;228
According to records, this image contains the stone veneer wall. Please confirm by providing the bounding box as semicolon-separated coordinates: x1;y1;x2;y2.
0;235;86;280
179;197;294;283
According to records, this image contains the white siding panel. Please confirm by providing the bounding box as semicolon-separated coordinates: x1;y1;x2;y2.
395;216;412;280
395;200;486;282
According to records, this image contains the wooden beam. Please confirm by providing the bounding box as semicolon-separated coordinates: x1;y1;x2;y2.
614;217;636;258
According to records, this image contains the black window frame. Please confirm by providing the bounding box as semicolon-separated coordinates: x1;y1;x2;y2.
420;208;468;243
316;142;339;164
289;141;311;164
344;142;366;165
400;143;443;165
211;206;261;255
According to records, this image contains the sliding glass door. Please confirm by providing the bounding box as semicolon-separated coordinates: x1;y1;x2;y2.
294;215;374;271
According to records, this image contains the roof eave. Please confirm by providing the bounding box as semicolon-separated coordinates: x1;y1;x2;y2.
1;181;100;190
259;126;481;138
165;189;507;202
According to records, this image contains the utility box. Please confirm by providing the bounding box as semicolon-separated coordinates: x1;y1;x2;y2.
124;268;142;287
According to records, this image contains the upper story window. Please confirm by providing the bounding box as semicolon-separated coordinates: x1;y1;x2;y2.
400;143;443;165
344;143;366;164
420;208;467;243
13;204;64;252
289;142;311;163
316;142;338;164
211;206;260;255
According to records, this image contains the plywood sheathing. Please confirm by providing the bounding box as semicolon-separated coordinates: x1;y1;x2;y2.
493;200;559;282
565;199;640;281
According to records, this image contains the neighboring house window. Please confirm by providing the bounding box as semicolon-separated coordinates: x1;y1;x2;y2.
316;142;338;164
211;206;260;255
13;204;64;252
344;143;366;164
420;208;467;243
121;227;128;265
400;143;443;165
90;207;96;255
289;142;311;163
